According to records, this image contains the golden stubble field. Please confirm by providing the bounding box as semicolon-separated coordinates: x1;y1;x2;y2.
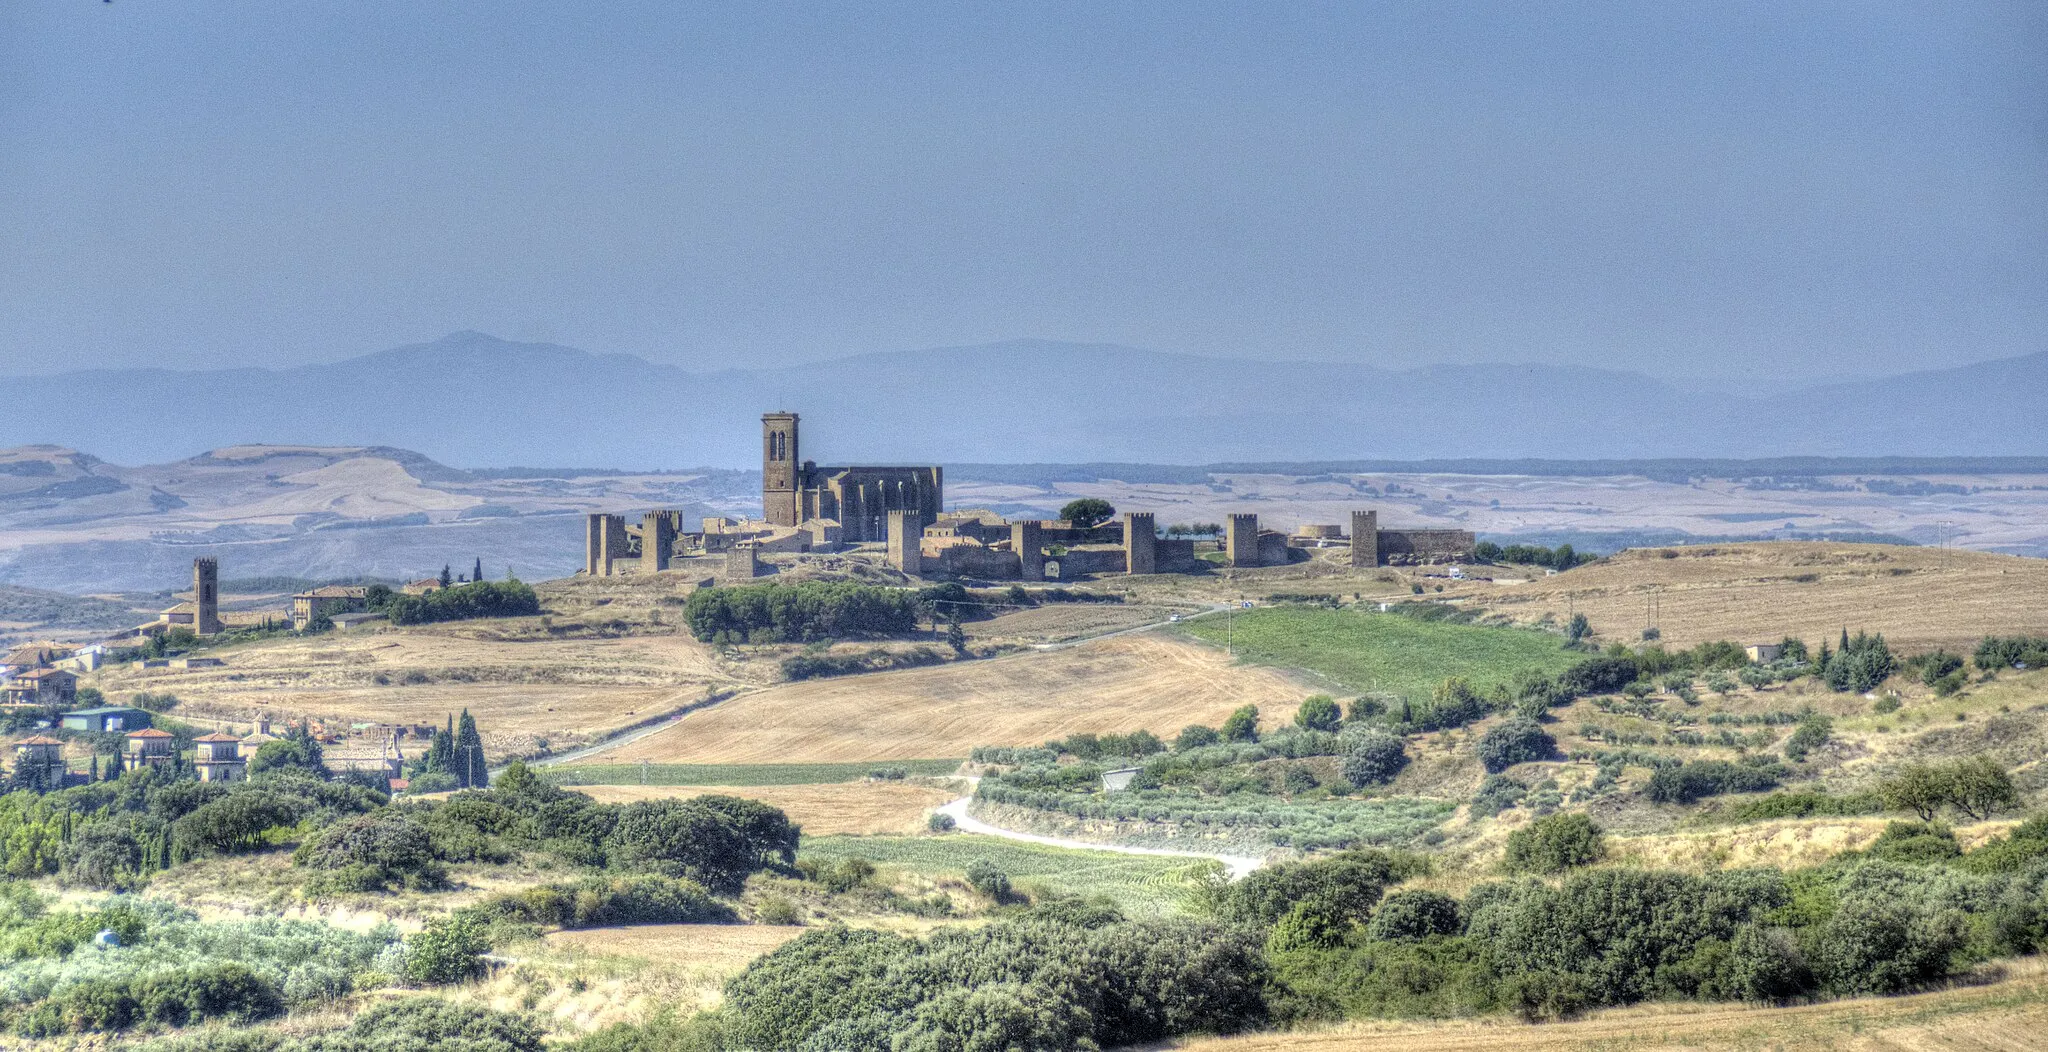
1447;542;2048;650
89;622;745;751
587;632;1313;765
568;782;958;836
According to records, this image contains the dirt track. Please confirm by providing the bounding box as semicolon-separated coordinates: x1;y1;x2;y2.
585;632;1311;764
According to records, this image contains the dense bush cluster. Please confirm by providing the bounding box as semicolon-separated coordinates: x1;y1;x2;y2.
684;582;923;644
134;997;544;1052
0;885;395;1038
383;580;541;626
780;646;944;681
0;766;384;888
1264;829;2048;1023
1503;814;1605;874
1645;759;1787;804
592;910;1266;1051
292;763;798;896
1975;635;2048;671
1471;542;1592;570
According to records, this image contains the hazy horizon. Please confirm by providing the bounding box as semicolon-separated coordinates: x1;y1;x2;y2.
4;3;2043;387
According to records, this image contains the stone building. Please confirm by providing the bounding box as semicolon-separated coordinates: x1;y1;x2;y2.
123;728;176;771
193;733;246;783
578;412;1473;581
292;586;369;631
761;412;942;541
2;668;76;707
11;736;65;789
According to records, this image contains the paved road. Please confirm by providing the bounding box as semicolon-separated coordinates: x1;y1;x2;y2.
936;794;1266;880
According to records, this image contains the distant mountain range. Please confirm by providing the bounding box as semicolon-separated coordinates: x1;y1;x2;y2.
4;333;2040;467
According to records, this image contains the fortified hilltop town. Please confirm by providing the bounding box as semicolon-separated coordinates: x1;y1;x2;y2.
581;412;1475;582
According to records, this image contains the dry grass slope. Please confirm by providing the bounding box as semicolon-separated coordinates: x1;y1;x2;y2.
587;632;1312;765
1452;542;2048;650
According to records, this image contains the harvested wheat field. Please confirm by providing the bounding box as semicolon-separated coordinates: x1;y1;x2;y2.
587;632;1311;765
1454;542;2048;650
89;624;739;753
569;782;958;835
1178;958;2048;1051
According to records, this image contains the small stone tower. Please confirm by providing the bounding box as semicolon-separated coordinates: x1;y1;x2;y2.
886;510;924;574
1225;514;1259;568
1123;512;1156;575
641;511;677;574
762;412;801;527
193;557;223;635
1012;520;1044;580
1350;509;1380;568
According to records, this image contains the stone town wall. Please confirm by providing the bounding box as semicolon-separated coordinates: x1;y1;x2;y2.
1377;529;1476;564
933;544;1021;578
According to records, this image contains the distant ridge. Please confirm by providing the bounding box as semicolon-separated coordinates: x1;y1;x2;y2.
2;332;2039;467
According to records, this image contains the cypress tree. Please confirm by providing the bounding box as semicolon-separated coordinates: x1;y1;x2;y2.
455;709;486;788
440;564;454;589
473;557;484;583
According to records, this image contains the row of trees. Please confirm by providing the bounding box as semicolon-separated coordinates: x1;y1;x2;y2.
683;582;923;644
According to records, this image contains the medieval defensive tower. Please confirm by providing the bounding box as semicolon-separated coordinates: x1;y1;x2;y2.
762;412;801;527
192;557;223;635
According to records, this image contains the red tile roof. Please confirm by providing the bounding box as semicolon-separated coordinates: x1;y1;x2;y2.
192;732;241;743
126;728;174;738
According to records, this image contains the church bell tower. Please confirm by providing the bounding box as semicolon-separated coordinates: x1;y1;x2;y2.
762;412;800;526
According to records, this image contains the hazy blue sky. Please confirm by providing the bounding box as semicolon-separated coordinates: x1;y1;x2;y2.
2;2;2041;382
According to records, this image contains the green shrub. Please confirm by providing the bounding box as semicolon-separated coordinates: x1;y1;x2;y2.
402;914;490;985
1781;714;1832;762
966;859;1011;900
1476;718;1555;773
1503;813;1605;874
926;812;955;833
1175;724;1221;751
1339;728;1408;789
1220;705;1260;743
294;812;445;891
1364;889;1463;941
1864;821;1962;865
1294;696;1342;733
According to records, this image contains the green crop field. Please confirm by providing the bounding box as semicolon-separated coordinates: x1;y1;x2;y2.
1182;606;1581;699
544;759;963;786
797;834;1221;915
